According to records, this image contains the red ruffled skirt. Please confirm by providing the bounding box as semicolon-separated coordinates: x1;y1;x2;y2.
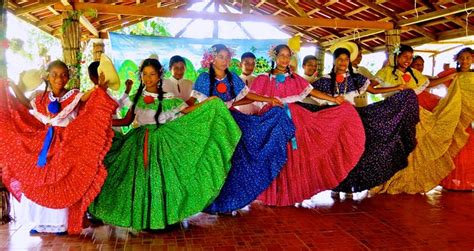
417;91;441;112
441;126;474;190
0;80;117;234
258;102;365;206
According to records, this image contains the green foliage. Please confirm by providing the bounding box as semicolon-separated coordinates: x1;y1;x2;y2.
118;19;172;37
229;58;242;76
254;56;271;74
61;9;97;34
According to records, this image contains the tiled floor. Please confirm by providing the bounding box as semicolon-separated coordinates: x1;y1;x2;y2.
1;188;473;250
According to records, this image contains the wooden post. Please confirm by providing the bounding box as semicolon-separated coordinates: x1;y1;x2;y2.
92;40;105;61
61;13;81;89
316;45;325;77
385;29;401;66
0;0;12;225
0;0;6;79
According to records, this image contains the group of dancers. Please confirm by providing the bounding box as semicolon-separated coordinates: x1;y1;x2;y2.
0;41;472;235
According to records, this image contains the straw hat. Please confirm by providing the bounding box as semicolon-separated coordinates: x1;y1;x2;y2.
20;69;45;92
97;54;120;91
329;41;359;62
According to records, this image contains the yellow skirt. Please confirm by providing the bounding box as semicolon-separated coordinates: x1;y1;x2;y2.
372;72;474;194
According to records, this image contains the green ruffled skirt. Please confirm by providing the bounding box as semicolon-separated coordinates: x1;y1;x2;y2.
89;98;241;230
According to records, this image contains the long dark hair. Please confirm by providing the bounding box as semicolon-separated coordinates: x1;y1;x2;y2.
208;44;236;98
42;60;69;101
330;48;358;96
269;44;294;79
132;58;165;127
392;44;418;84
454;47;474;72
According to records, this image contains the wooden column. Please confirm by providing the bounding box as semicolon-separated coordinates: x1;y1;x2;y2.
385;29;401;66
0;0;12;225
0;0;7;79
61;13;81;89
315;45;325;77
92;40;105;61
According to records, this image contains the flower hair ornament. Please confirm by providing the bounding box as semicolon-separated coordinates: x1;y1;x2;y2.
200;46;236;69
392;44;401;56
268;44;294;61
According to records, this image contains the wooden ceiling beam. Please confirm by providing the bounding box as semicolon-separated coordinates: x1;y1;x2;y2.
53;2;393;30
15;3;54;16
358;0;395;20
396;6;429;17
7;1;54;35
432;5;474;36
60;0;99;37
358;0;436;41
346;6;370;17
408;26;437;41
320;30;385;47
36;13;64;27
438;28;470;41
398;1;474;26
286;0;308;17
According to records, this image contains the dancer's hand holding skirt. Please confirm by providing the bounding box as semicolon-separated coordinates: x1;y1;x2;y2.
88;98;241;230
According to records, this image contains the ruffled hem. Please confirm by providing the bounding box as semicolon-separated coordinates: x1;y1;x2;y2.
417;90;441;112
0;82;117;233
371;73;474;194
258;102;365;206
89;98;241;230
205;107;295;213
441;126;474;190
334;90;419;193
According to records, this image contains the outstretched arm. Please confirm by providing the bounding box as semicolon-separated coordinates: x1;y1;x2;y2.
366;80;405;94
112;109;135;126
8;80;32;109
309;89;345;105
240;92;283;107
427;72;457;88
181;96;217;114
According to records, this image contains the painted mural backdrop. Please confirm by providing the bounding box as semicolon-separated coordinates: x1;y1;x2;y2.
109;32;286;94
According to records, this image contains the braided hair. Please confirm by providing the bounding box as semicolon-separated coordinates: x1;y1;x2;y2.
330;48;358;96
208;44;236;99
269;44;294;79
132;58;165;127
454;47;474;72
42;60;69;101
392;44;418;84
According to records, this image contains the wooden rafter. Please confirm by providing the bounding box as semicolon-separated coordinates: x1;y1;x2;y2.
53;2;394;30
346;6;370;17
60;0;99;37
396;6;429;17
7;1;54;35
358;0;436;41
438;28;470;41
221;3;254;39
174;0;214;38
398;1;474;26
15;3;54;16
320;30;385;47
36;14;64;27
